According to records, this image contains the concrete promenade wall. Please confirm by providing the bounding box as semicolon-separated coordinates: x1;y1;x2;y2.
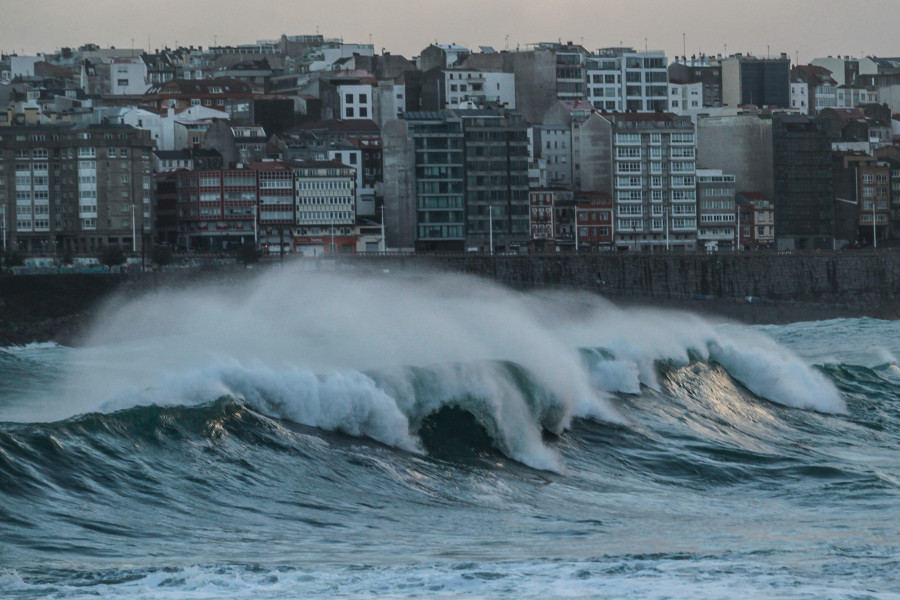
3;251;900;345
345;251;900;304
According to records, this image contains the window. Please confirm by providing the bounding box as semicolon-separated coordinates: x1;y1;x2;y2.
345;107;355;117
359;107;368;117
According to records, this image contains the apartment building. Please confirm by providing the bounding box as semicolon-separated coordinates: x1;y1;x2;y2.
290;159;357;256
696;169;736;251
577;111;697;251
586;48;668;112
0;124;154;254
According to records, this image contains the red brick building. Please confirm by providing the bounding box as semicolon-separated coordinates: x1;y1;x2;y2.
574;191;614;250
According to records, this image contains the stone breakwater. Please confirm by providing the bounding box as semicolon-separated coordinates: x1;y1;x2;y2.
2;252;899;346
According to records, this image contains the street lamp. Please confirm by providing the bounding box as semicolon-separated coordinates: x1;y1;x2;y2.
873;198;877;249
664;204;670;251
489;204;494;255
574;207;578;252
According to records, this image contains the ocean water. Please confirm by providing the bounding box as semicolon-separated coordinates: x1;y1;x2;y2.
1;268;899;599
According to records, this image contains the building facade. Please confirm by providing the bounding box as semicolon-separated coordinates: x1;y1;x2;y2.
1;124;154;254
696;169;736;251
581;112;697;251
402;111;466;252
459;109;530;252
290;159;357;256
722;55;791;108
586;48;668;112
772;114;834;250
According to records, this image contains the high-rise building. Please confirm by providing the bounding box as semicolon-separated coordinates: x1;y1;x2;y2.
400;111;466;252
0;124;154;254
458;109;530;252
771;114;834;250
576;112;697;251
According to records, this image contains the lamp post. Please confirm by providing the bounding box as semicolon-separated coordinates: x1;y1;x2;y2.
873;198;877;249
380;204;385;252
664;204;670;252
574;207;579;252
489;204;493;255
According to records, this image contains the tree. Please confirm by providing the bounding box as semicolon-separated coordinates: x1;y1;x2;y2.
98;245;126;268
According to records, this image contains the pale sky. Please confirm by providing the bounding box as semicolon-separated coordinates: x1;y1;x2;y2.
2;0;900;64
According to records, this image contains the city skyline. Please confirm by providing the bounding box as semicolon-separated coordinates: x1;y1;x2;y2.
2;0;900;64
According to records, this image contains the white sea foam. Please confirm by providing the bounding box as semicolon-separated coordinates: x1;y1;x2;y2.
7;267;846;453
3;559;892;600
707;327;846;413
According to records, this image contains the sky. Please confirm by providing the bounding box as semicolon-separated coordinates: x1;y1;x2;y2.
2;0;900;65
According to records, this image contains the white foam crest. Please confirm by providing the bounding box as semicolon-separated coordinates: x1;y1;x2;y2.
32;268;844;433
95;355;567;470
98;362;421;453
0;341;60;353
874;346;898;366
707;328;847;414
49;268;622;432
376;361;565;471
588;358;643;395
545;295;844;414
224;366;421;453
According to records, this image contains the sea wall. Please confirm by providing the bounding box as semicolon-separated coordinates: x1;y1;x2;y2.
3;251;900;345
347;251;900;304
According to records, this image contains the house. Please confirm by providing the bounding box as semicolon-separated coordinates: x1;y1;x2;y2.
735;192;775;250
202;119;268;165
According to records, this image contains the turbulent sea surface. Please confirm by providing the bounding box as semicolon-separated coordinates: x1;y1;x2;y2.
1;269;899;599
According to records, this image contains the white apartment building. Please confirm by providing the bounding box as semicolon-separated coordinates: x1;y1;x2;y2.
291;159;357;255
338;84;374;120
529;125;571;188
791;81;809;112
580;112;697;251
696;169;737;252
110;57;149;96
810;56;879;87
836;86;878;109
443;69;516;109
586;48;669;112
668;81;703;114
